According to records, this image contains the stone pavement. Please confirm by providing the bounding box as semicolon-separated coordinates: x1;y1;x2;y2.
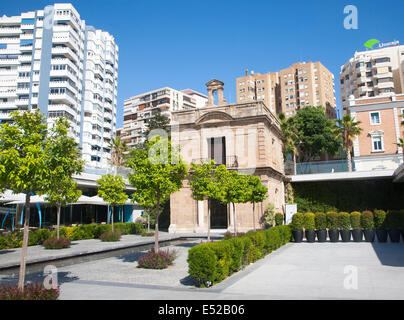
2;240;404;300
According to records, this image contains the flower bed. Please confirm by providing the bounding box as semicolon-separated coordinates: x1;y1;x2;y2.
43;237;71;250
137;249;177;269
0;282;59;300
187;225;292;287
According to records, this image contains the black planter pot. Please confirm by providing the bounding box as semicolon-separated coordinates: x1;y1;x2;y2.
328;229;339;242
340;230;351;242
316;229;327;242
376;229;388;242
305;230;316;243
292;230;303;243
363;229;375;242
388;229;401;243
352;229;363;242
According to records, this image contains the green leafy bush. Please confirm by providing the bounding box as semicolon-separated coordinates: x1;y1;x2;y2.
326;211;339;230
315;212;327;230
0;282;59;300
187;226;289;287
373;210;387;230
43;237;71;250
385;210;401;229
361;211;374;230
187;245;217;288
338;212;351;230
275;213;283;226
290;213;304;231
350;212;361;229
278;225;292;245
141;231;155;237
227;237;244;273
99;230;121;242
303;213;315;231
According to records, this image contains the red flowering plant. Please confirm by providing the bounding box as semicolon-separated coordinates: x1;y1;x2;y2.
137;249;177;269
0;282;60;300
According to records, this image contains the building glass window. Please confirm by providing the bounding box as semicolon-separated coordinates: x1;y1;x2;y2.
370;112;380;125
372;136;383;152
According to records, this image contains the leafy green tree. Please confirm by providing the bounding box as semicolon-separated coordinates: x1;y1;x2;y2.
189;160;223;242
245;175;268;231
336;114;363;172
97;174;128;232
278;113;299;174
214;167;248;236
0;110;72;291
144;113;170;137
45;117;84;239
293;106;341;162
127;138;187;252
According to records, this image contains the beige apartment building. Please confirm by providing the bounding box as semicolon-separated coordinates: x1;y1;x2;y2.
339;43;404;115
121;88;207;149
349;94;404;171
236;61;337;118
169;79;285;234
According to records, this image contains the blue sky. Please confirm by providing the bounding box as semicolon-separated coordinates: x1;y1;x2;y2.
2;0;403;126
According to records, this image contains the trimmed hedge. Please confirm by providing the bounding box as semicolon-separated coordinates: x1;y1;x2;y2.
187;226;291;287
0;222;145;250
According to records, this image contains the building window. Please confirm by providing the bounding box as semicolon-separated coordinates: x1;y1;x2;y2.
371;135;383;152
370;112;381;125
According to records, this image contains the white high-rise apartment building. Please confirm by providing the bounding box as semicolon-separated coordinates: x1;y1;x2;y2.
0;3;118;169
122;88;208;149
339;42;404;115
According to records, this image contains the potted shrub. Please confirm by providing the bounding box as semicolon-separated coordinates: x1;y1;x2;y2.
338;212;351;242
386;210;401;243
304;212;315;243
373;209;387;242
275;213;284;226
361;211;375;242
315;212;327;242
290;213;304;243
350;211;363;242
326;211;339;242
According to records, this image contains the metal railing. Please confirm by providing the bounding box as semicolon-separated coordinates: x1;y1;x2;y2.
191;156;239;168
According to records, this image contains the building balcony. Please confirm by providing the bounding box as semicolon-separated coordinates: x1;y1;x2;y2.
191;156;239;168
51;46;79;64
374;72;393;79
0;101;17;109
376;81;395;90
0;27;21;35
286;154;403;177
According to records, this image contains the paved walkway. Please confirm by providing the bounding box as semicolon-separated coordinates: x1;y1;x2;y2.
2;241;404;300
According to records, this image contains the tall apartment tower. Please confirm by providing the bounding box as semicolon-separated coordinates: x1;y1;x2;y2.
236;61;337;118
0;3;118;169
339;43;404;115
122;88;208;149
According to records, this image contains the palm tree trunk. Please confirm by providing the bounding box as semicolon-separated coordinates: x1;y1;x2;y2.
347;149;352;172
57;205;61;239
154;195;160;252
18;192;31;292
147;208;150;233
293;153;297;175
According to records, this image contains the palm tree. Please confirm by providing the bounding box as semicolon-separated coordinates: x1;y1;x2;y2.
395;138;404;161
336;115;363;172
278;113;299;175
108;137;128;176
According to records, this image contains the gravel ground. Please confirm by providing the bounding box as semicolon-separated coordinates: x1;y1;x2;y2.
0;240;201;288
